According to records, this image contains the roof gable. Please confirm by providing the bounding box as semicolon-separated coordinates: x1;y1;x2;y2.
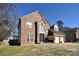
20;10;50;26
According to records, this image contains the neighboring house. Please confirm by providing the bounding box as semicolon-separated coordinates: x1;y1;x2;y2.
18;11;50;46
63;28;79;42
64;29;76;42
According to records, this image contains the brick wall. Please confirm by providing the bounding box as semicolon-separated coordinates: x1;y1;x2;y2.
18;11;50;46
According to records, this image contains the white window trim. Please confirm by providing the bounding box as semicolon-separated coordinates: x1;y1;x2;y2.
38;23;45;33
26;33;33;42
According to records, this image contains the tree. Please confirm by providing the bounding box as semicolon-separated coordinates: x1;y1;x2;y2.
0;3;16;40
56;20;64;31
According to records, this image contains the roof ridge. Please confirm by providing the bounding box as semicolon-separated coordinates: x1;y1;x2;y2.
20;10;39;19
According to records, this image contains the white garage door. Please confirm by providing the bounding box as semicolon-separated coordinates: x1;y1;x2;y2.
60;37;64;43
54;37;59;43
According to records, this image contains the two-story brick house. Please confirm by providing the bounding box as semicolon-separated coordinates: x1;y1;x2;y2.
18;11;50;46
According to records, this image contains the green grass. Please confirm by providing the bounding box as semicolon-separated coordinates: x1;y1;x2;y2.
0;43;79;56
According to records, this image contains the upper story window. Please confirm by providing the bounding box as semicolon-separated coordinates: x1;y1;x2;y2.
26;22;33;28
39;23;45;33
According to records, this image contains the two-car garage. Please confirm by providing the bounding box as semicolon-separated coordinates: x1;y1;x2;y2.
54;36;64;43
54;31;65;43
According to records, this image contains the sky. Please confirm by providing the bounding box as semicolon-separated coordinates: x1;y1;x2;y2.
14;3;79;28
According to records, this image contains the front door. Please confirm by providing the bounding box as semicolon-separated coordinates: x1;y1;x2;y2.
39;33;44;42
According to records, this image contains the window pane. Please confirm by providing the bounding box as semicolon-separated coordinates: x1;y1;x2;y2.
26;22;33;28
26;34;29;41
39;24;45;32
26;34;33;42
29;34;33;41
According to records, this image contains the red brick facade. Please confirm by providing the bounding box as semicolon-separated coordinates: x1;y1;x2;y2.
18;11;50;46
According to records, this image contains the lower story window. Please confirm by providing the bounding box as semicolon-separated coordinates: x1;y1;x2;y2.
26;34;33;42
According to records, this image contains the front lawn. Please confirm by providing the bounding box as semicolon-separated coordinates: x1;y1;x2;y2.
0;43;79;56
